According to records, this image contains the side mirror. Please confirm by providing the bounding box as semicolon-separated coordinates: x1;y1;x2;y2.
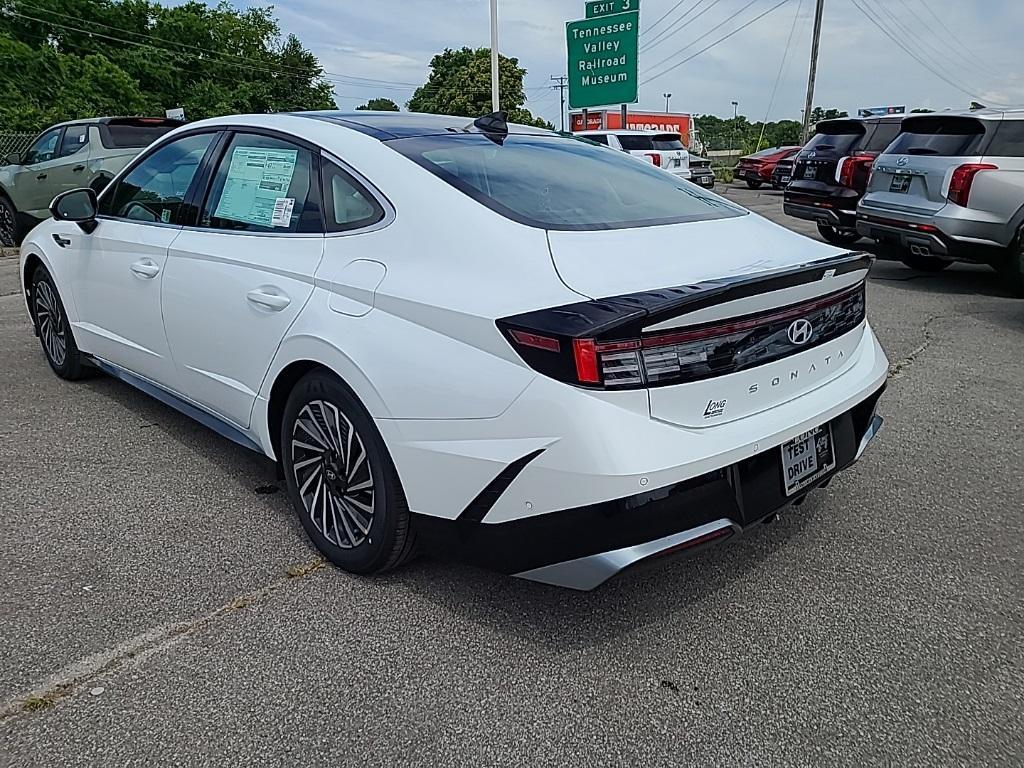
50;188;99;233
4;152;21;166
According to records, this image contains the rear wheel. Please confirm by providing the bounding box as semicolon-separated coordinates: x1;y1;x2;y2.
31;266;89;379
280;370;416;575
746;179;762;190
900;254;952;272
999;233;1024;297
816;222;861;246
0;195;18;248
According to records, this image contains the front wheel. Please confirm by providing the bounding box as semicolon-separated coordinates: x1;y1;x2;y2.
0;196;18;247
816;222;862;246
31;266;89;379
746;179;763;190
281;370;416;575
901;254;952;272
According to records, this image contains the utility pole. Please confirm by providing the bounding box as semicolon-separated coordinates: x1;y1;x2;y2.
550;75;568;132
490;0;500;112
801;0;826;142
663;92;672;112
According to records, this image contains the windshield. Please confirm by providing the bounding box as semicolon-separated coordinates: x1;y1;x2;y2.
388;133;744;231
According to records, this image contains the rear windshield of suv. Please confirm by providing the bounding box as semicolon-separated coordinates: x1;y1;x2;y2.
99;119;180;149
616;134;655;151
886;115;987;156
652;134;684;150
388;133;745;231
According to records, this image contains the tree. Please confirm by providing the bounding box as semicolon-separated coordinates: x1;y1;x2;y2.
407;47;552;129
910;108;935;113
357;98;400;111
809;106;849;124
0;0;336;131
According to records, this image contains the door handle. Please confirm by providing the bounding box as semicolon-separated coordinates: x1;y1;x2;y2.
52;234;72;248
36;173;47;180
72;165;85;172
130;259;161;279
246;288;291;311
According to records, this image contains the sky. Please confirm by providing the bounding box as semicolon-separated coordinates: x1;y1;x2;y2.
253;0;1023;126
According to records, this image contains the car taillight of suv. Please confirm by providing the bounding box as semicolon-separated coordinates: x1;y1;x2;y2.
946;163;997;207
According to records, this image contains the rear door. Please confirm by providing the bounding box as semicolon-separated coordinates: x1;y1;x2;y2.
792;121;869;190
866;115;990;215
46;124;92;198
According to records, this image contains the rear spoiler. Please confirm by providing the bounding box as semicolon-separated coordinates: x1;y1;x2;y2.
503;251;874;340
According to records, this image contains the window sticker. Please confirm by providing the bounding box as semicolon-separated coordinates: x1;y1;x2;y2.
214;147;298;227
271;197;295;227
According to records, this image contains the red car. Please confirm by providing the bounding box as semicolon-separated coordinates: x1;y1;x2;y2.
734;146;802;189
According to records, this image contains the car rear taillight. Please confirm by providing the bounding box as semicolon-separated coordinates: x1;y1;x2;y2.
947;163;996;207
499;280;867;390
644;153;662;167
837;154;875;187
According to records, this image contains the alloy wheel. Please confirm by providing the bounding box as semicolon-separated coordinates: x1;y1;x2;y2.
290;400;375;549
0;203;15;247
34;280;67;367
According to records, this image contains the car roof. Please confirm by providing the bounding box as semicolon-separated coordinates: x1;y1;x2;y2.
291;110;553;139
575;128;673;136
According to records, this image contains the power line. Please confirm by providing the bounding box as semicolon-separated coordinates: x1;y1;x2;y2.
641;0;793;85
907;0;1007;81
642;0;771;77
641;0;702;41
755;0;804;150
642;0;729;54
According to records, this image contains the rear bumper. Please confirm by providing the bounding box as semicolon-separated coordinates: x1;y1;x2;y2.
414;387;885;590
690;171;715;188
855;206;1010;261
784;194;858;228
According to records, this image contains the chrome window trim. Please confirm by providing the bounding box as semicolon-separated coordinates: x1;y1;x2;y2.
320;150;396;238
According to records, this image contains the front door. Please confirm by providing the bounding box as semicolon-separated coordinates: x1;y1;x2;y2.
11;127;64;218
68;131;219;386
162;131;324;427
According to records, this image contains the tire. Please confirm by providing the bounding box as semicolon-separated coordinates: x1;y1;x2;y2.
999;234;1024;297
900;254;952;272
0;195;18;248
30;266;90;380
746;179;763;190
816;222;862;246
280;370;416;575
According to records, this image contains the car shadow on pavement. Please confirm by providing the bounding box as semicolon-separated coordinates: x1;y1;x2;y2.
393;500;822;650
867;253;1012;299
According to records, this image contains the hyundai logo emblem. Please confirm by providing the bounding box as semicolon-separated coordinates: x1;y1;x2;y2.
787;318;814;345
896;156;909;167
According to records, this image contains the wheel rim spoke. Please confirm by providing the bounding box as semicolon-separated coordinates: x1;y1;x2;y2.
34;282;66;366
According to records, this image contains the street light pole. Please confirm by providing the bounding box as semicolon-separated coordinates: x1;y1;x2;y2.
490;0;500;112
730;100;739;162
663;92;672;112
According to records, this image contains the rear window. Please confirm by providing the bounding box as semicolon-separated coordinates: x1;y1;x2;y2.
99;119;180;149
389;133;744;231
987;120;1024;157
652;134;684;150
886;116;987;156
747;146;783;159
803;121;866;155
617;134;655;151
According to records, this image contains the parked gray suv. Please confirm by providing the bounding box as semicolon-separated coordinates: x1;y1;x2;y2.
856;109;1024;295
0;116;181;246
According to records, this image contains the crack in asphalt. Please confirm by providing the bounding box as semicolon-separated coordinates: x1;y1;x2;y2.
0;557;325;721
887;313;944;379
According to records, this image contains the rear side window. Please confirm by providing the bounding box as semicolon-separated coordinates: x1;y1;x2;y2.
987;120;1024;157
803;122;865;155
321;160;385;233
617;134;654;151
652;134;684;150
99;119;179;149
389;133;745;231
201;132;321;234
886;116;987;156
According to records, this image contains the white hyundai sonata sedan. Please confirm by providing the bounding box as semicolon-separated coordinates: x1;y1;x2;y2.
19;111;887;589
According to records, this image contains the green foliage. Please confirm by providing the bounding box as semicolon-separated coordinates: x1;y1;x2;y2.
407;47;552;129
0;0;336;131
356;98;400;111
910;108;935;113
693;113;802;152
809;106;849;123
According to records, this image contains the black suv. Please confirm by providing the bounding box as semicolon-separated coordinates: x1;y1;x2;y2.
784;116;904;245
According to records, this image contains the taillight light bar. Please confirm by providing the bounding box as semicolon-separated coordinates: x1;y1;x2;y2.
837;154;875;187
644;153;662;167
947;163;996;207
500;282;867;390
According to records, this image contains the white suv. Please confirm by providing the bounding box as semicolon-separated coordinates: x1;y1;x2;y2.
576;129;691;179
20;111;887;590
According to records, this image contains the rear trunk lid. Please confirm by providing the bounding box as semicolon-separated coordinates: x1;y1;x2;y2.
863;115;990;215
545;215;871;426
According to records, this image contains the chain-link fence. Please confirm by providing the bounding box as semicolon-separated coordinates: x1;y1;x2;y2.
0;132;36;159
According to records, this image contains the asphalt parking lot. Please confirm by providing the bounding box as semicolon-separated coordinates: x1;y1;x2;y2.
1;185;1021;766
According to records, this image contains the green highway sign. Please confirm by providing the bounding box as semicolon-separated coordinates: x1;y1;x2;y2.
585;0;640;18
566;10;639;109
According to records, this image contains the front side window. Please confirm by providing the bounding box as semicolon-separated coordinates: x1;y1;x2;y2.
100;132;216;223
58;125;89;158
200;133;320;234
987;120;1024;158
389;133;745;231
322;160;384;233
23;129;62;165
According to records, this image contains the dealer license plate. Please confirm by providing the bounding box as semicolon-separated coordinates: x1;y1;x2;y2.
781;424;836;496
802;164;817;180
889;174;911;193
781;175;791;183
